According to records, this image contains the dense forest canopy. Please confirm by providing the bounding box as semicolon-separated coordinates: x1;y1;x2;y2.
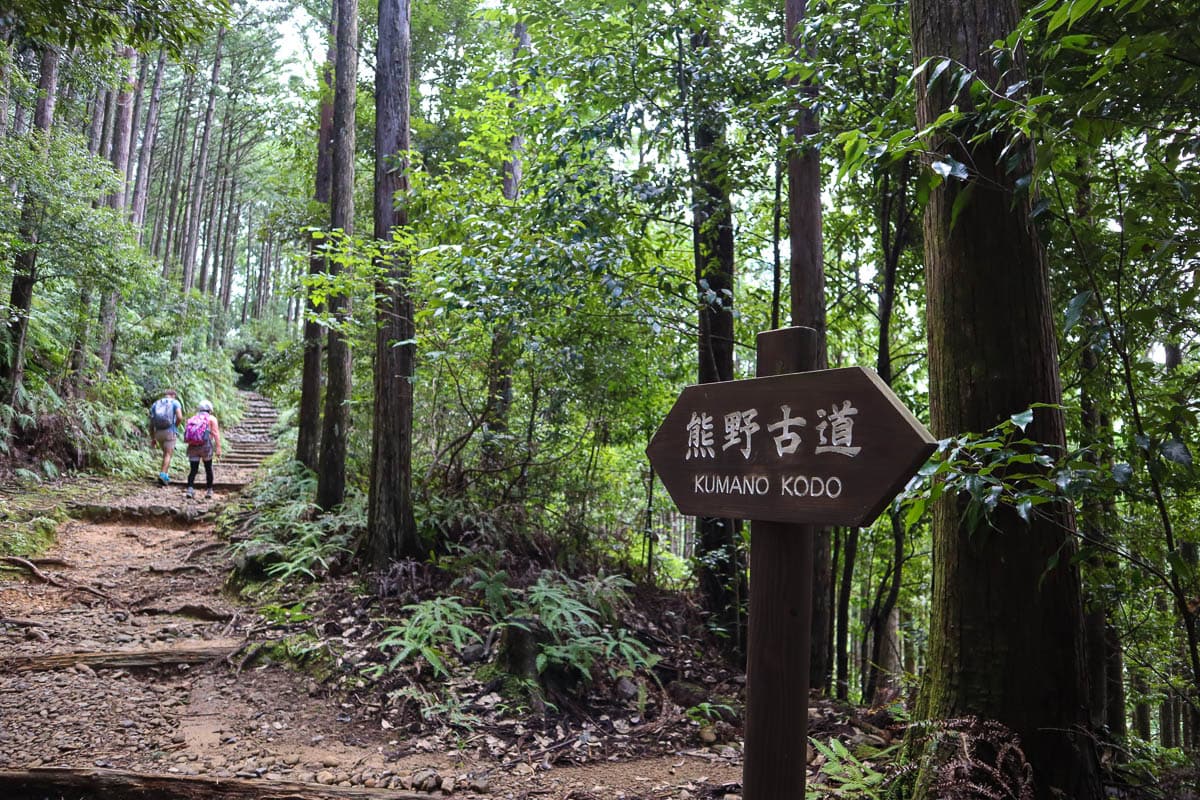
0;0;1197;796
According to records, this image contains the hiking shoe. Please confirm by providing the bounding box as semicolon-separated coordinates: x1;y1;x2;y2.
205;489;213;499
159;472;170;486
185;487;194;499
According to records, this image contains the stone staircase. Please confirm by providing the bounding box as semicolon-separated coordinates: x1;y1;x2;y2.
214;391;278;489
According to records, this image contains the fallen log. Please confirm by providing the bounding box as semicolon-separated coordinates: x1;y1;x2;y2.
0;767;443;800
0;641;242;673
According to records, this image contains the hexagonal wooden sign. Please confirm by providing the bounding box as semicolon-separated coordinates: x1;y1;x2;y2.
646;367;935;527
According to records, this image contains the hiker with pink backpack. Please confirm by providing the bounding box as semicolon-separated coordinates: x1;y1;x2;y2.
183;400;223;500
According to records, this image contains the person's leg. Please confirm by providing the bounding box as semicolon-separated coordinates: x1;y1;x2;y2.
203;459;214;490
153;431;175;482
187;458;200;489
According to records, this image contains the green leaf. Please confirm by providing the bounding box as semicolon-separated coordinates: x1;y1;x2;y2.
1162;439;1193;466
1047;2;1072;33
1168;550;1196;583
926;58;952;92
1064;290;1092;332
1016;498;1033;523
1069;0;1102;26
949;182;975;231
1010;409;1035;431
932;158;968;180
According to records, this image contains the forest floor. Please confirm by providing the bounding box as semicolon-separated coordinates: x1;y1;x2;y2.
0;393;807;800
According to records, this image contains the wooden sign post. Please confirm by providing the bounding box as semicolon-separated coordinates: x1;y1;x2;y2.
646;327;935;798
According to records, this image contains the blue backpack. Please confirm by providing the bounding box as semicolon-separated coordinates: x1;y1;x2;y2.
151;398;176;430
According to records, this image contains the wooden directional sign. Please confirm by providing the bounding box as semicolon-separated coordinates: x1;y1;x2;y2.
646;367;936;528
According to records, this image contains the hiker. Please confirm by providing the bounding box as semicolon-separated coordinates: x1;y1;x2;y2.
183;400;222;500
148;389;184;486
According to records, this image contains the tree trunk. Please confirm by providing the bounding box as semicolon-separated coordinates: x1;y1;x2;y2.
0;33;10;141
130;49;165;233
366;0;419;566
158;58;198;272
297;21;336;471
316;0;358;512
171;29;224;361
125;52;147;189
480;21;531;474
786;0;831;693
690;23;745;659
863;162;912;705
1132;672;1151;740
835;526;857;701
910;0;1101;796
95;47;137;377
2;44;59;405
180;31;223;294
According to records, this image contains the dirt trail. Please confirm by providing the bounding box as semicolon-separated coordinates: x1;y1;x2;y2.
0;392;741;799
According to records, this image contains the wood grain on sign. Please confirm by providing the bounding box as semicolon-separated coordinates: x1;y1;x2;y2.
646;367;935;527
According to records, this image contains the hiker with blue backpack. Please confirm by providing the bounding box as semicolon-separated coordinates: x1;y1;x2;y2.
183;400;223;500
148;389;184;486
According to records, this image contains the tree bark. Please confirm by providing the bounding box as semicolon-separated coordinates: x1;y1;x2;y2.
316;0;358;512
910;0;1102;796
296;22;336;471
366;0;419;566
786;0;832;692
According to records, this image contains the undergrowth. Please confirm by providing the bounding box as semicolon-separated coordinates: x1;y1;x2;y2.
223;460;664;727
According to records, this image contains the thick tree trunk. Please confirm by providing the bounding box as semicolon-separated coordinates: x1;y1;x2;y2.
316;0;358;512
786;0;832;692
910;1;1101;796
2;45;59;405
366;0;419;566
297;23;336;471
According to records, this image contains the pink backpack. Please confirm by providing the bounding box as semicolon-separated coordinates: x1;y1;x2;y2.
183;414;211;446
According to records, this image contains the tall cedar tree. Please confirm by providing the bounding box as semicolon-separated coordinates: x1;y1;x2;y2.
2;43;59;406
910;0;1102;796
691;26;745;657
316;0;357;511
366;0;418;564
297;23;335;471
